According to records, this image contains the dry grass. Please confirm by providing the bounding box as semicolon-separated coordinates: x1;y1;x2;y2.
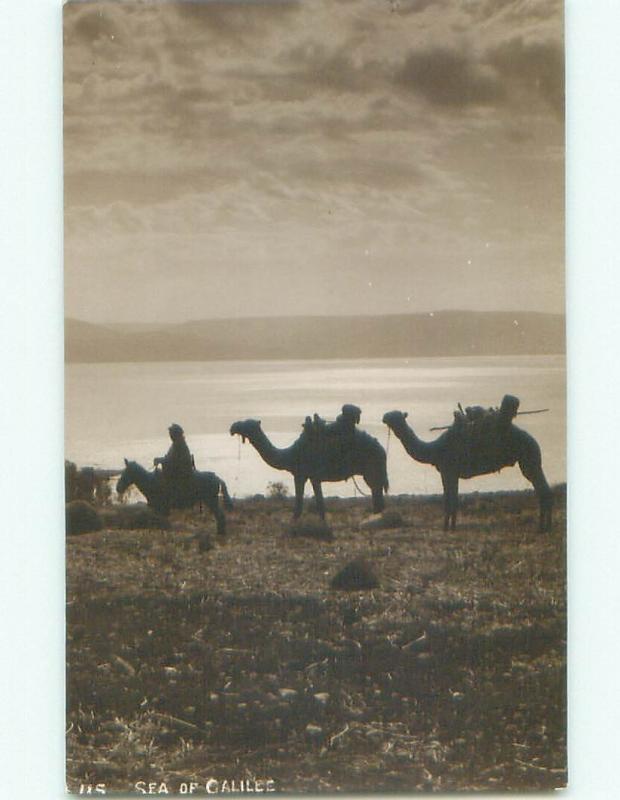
67;487;566;794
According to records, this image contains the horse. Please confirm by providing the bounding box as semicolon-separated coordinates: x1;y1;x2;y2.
116;459;233;535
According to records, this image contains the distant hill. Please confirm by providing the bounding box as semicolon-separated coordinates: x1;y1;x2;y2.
65;311;565;363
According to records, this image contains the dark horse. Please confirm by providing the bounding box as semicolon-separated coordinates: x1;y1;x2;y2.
116;459;233;535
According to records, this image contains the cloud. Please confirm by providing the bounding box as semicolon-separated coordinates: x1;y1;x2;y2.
63;0;565;321
488;37;564;117
279;40;386;95
396;47;504;107
67;7;121;44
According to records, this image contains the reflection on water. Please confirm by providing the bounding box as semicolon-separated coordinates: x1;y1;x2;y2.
66;355;565;498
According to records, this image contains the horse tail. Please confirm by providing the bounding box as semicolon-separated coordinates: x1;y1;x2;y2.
220;479;233;511
380;445;389;493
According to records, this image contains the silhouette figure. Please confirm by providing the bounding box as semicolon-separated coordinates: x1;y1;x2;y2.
154;423;194;506
116;459;232;535
230;409;388;519
383;398;552;532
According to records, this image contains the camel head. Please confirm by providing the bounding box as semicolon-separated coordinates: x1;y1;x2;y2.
382;410;409;431
230;419;262;444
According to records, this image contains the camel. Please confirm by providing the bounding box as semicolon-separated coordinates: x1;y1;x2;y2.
229;419;388;519
116;459;233;535
382;410;553;532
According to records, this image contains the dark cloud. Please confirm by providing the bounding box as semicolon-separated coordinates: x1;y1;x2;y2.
489;37;564;117
65;7;121;43
391;0;445;15
174;0;299;39
396;47;504;108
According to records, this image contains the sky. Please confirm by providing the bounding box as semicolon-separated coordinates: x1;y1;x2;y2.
63;0;564;324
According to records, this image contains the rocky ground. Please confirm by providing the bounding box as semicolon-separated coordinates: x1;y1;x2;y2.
66;487;566;794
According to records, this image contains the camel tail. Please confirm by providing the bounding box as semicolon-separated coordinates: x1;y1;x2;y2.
220;479;233;511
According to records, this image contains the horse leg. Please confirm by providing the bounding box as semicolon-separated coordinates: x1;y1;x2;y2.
293;475;305;519
519;460;553;533
310;479;326;520
209;497;226;536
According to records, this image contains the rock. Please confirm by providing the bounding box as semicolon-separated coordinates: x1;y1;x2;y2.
66;501;102;536
278;688;298;701
330;558;379;591
305;723;324;740
359;510;404;531
313;692;330;706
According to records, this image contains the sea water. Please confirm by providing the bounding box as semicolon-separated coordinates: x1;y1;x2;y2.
65;355;565;498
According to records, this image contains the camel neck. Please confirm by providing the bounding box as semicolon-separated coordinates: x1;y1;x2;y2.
392;420;438;465
248;428;294;471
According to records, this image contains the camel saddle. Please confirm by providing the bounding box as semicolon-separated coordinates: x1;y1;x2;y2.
451;394;520;455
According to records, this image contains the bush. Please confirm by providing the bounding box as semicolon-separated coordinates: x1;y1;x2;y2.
331;558;379;590
100;505;170;531
267;481;289;499
65;461;112;506
66;501;102;536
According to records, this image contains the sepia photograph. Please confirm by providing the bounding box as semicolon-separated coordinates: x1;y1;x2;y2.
64;0;566;792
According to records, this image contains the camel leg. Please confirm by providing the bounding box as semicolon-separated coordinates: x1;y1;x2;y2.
441;472;459;531
449;475;459;530
519;460;553;533
310;479;326;519
452;475;459;530
371;485;385;514
293;475;306;519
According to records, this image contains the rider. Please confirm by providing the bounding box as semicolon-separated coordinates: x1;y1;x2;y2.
154;423;195;506
330;404;362;435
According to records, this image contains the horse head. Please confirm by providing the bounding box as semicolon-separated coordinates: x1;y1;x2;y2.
116;458;137;496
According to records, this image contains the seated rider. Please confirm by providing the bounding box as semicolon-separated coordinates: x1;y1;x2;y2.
498;394;519;427
326;403;362;441
154;423;195;505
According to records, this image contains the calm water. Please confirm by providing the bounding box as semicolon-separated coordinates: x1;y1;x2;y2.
65;355;565;498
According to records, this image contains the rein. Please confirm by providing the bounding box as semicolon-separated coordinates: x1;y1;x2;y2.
351;475;369;497
232;436;242;498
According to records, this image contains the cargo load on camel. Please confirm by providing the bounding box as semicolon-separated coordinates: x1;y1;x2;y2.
450;395;520;474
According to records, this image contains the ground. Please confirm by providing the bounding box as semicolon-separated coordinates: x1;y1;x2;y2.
66;487;566;794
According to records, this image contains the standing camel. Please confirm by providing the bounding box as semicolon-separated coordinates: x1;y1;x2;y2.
382;410;553;532
229;419;388;518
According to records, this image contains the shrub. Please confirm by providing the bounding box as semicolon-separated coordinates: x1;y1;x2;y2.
66;501;102;536
331;558;379;591
65;460;112;506
267;481;289;499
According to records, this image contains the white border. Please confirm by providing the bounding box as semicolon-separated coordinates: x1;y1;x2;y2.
1;0;619;797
